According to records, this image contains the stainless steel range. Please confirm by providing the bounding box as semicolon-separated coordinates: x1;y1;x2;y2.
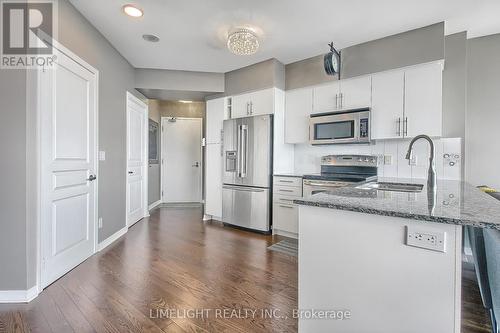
303;155;378;197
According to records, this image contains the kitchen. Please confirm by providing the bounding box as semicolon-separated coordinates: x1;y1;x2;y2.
1;1;500;333
201;23;500;333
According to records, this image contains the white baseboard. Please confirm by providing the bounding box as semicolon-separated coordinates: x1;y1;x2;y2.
148;200;161;211
0;286;39;303
273;229;298;239
98;226;128;252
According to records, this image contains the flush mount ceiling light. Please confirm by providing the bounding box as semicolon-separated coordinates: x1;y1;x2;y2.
142;34;160;42
227;28;259;56
122;4;143;18
178;100;193;103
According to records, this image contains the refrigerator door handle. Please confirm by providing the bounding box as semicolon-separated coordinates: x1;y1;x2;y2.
236;124;242;178
241;124;248;178
222;185;265;192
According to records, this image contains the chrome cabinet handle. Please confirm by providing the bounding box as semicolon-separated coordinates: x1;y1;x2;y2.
279;204;295;209
250;101;253;114
87;174;97;181
192;162;200;167
403;117;408;136
397;118;402;136
128;171;133;174
279;189;294;193
340;93;344;108
335;94;339;109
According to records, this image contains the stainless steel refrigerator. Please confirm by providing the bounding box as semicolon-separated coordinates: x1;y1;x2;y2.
222;115;272;232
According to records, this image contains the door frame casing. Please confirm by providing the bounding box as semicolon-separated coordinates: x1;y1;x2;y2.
125;91;149;227
33;39;100;294
160;117;203;204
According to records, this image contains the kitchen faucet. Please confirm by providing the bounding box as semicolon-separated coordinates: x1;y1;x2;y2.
405;135;437;193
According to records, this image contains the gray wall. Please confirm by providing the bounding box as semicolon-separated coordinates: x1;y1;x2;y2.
285;23;445;90
148;106;161;206
466;33;500;189
208;59;285;99
0;70;28;290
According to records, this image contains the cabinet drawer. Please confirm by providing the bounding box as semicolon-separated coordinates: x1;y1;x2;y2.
274;186;302;197
274;176;303;187
273;202;298;234
273;194;300;204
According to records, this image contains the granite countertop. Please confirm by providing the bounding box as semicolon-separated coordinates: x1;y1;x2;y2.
294;177;500;230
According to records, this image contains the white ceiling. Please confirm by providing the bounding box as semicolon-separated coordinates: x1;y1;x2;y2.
69;0;500;73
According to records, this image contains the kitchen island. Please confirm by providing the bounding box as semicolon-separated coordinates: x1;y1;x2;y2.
294;178;500;333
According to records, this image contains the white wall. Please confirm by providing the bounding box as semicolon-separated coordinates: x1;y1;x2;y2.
294;138;462;181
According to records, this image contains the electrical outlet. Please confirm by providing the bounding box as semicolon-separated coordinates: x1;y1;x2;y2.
99;151;106;161
384;155;392;165
98;217;103;229
409;155;417;166
406;226;446;252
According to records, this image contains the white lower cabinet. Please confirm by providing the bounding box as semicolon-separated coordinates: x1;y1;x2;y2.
273;201;298;235
205;143;222;218
272;176;302;237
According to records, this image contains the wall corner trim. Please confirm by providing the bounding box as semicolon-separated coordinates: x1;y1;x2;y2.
97;226;128;252
0;286;39;303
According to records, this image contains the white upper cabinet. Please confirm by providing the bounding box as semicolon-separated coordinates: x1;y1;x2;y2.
312;81;340;113
285;88;313;144
206;97;225;144
231;88;275;118
371;70;405;140
339;76;372;110
404;62;443;137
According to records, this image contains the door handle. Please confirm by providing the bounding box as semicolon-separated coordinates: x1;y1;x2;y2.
128;171;134;174
192;162;200;167
87;174;97;181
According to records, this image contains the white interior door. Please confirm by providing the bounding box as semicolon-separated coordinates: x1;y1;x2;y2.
126;92;148;226
40;45;98;288
162;118;202;203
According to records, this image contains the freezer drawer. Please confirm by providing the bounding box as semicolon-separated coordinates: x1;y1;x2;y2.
222;185;270;232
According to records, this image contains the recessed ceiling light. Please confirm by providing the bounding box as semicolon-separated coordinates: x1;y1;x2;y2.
142;34;160;43
122;4;143;18
178;100;193;103
227;28;260;56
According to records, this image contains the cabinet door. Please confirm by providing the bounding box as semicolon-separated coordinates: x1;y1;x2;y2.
339;76;372;110
205;143;222;218
404;62;443;137
206;98;225;144
371;70;405;139
248;88;274;116
285;88;313;143
231;94;250;118
273;202;298;234
313;81;340;113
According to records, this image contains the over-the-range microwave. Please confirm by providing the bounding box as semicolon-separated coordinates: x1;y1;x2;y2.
309;108;371;145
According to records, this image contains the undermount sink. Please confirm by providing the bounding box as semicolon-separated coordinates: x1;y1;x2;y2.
356;182;424;193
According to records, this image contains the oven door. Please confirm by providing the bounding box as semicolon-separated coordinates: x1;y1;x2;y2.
303;179;354;197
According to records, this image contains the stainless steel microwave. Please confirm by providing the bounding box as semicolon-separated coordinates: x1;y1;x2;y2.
309;108;371;145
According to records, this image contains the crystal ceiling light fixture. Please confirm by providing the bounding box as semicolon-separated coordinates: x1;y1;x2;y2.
227;28;260;56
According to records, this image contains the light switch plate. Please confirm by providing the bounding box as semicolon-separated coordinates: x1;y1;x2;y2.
99;151;106;161
384;155;392;165
406;226;446;252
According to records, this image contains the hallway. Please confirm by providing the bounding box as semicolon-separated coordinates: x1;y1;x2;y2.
0;208;297;332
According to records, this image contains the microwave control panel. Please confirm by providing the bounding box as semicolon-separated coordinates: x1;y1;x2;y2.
360;118;369;138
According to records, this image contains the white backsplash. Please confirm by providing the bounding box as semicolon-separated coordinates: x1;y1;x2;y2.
294;138;462;180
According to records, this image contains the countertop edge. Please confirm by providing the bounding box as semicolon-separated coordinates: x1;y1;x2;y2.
293;199;500;230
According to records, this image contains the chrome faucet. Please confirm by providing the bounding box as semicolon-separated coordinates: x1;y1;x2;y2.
405;135;437;192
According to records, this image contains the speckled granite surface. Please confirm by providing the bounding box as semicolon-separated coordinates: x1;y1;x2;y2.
294;178;500;230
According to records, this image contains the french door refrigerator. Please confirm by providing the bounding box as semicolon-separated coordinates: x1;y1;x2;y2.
222;115;273;232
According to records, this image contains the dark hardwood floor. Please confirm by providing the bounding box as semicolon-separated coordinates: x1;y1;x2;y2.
0;207;492;332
